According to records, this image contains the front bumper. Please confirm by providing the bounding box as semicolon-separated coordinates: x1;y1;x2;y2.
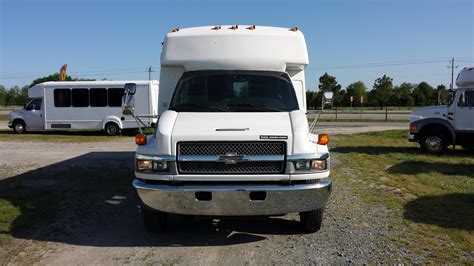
133;179;332;216
8;121;13;128
408;132;416;142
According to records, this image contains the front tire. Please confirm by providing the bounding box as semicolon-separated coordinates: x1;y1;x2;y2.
420;134;447;155
142;209;168;233
104;122;120;136
300;208;324;233
12;120;26;134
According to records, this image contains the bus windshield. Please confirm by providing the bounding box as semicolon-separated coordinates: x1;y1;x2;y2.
169;71;299;112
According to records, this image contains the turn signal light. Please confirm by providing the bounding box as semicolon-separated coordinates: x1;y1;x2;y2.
317;134;329;145
410;125;417;132
135;134;147;145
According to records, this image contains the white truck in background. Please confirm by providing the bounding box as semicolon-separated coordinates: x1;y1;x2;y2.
8;80;159;136
124;25;332;233
409;67;474;154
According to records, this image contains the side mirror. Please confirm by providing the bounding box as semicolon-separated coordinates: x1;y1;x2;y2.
124;83;136;95
122;83;136;116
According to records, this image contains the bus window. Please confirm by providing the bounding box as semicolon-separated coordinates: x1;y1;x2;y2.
54;89;71;107
108;88;124;107
72;89;90;107
90;88;107;107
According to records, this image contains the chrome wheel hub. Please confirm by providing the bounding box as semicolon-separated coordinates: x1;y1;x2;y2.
15;123;24;133
426;136;442;152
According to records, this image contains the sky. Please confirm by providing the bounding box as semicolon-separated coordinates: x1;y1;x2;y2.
0;0;473;90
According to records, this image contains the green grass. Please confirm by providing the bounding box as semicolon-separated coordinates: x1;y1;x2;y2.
331;130;474;262
317;118;409;123
0;128;154;143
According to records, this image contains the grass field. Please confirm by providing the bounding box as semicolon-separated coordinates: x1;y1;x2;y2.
0;130;472;262
330;130;474;262
0;128;157;143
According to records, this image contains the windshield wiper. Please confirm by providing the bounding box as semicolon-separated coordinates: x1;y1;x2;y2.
228;103;284;112
171;103;228;112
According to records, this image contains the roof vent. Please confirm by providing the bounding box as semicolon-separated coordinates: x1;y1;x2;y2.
212;25;222;30
171;27;179;33
290;27;298;32
246;25;256;30
230;25;239;30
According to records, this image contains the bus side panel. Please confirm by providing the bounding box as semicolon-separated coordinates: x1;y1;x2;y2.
122;84;152;129
44;87;122;130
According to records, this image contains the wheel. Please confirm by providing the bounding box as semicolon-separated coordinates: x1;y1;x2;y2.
104;122;120;136
420;134;447;155
142;208;168;233
12;120;26;134
300;208;324;233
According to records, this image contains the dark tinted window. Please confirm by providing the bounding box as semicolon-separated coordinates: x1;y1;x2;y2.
72;88;89;107
25;99;42;111
170;71;299;112
54;89;71;107
90;88;107;107
108;88;124;107
466;91;474;107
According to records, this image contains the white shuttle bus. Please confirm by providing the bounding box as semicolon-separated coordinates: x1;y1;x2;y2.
126;26;332;233
8;80;159;136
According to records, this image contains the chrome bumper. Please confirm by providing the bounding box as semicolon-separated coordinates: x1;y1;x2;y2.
133;179;332;216
8;121;13;128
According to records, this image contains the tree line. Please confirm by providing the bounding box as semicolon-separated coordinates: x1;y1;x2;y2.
1;71;448;108
307;73;449;109
0;73;94;107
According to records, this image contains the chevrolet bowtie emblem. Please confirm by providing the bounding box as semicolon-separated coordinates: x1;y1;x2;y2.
218;153;245;165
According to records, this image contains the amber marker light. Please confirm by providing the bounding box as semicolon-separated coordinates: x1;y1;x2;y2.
410;125;417;132
135;134;147;145
317;134;329;145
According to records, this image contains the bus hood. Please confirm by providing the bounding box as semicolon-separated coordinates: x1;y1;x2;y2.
147;110;319;155
411;105;447;122
171;111;293;146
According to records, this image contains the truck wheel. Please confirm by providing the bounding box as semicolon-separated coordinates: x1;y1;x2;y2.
13;120;26;134
104;122;120;136
420;134;447;155
300;208;324;233
142;209;168;233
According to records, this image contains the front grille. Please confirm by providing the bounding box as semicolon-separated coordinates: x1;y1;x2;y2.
179;161;284;174
178;142;285;156
177;141;286;175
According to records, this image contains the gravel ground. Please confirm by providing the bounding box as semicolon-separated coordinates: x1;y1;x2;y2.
0;136;419;265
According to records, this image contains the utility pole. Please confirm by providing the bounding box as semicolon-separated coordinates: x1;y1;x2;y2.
147;66;154;81
447;57;459;89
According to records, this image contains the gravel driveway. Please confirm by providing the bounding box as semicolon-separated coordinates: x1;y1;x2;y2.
0;135;416;265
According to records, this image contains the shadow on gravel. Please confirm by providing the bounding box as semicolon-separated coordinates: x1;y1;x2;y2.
331;146;420;155
0;152;299;248
331;146;474;157
0;129;140;136
387;161;474;177
403;193;474;230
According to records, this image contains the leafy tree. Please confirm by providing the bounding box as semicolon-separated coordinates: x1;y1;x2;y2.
318;73;342;106
30;73;95;87
305;90;318;109
372;75;394;108
390;82;414;107
5;86;20;106
412;82;435;106
436;84;448;105
0;85;5;106
345;81;367;107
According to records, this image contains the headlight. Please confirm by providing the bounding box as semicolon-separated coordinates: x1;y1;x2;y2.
136;159;168;172
311;159;327;170
294;159;327;171
295;160;311;170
